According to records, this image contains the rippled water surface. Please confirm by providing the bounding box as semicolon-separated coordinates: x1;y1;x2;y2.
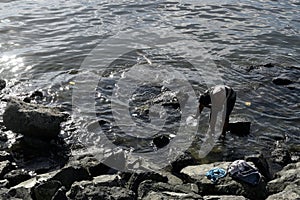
0;0;299;165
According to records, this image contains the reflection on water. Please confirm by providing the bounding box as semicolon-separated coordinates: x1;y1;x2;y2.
0;0;299;162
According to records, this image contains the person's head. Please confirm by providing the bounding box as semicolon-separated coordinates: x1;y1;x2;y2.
199;93;211;106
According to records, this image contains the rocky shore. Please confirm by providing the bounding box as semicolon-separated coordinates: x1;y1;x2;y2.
0;63;299;200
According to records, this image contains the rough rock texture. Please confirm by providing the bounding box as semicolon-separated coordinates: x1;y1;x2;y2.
67;175;135;200
138;180;201;200
180;162;267;200
267;161;300;195
203;195;248;200
3;98;67;139
266;183;300;200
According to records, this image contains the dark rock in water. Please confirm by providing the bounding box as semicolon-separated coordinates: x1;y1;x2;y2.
51;186;68;200
245;154;273;181
30;90;44;99
4;169;32;187
229;118;251;136
272;76;293;85
0;151;11;162
3;98;67;139
267;161;300;197
0;79;6;91
263;63;275;68
153;134;170;149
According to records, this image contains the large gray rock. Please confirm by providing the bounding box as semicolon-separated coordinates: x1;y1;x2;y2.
266;183;300;200
3;98;67;139
6;165;90;200
67;175;135;200
180;162;267;200
267;161;300;195
138;180;201;200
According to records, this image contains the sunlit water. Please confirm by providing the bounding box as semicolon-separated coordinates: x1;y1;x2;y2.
0;0;299;165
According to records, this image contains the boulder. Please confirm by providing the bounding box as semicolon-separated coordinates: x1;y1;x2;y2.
127;171;168;193
138;180;201;200
3;98;67;139
67;177;135;200
267;161;300;195
180;162;268;200
0;79;6;91
6;165;90;200
204;195;248;200
271;141;292;167
4;169;32;187
266;183;300;200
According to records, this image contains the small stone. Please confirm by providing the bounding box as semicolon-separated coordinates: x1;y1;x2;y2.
153;135;170;149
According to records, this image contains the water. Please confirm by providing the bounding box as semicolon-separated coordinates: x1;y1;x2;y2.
0;0;299;166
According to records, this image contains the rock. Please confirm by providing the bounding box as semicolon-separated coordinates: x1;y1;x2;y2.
266;183;300;200
0;151;11;162
271;141;292;167
245;153;273;181
272;76;293;85
6;165;90;200
204;195;248;200
51;186;68;200
267;161;300;195
0;79;6;91
171;151;197;175
67;183;135;200
127;171;168;193
0;160;14;179
138;180;201;200
3;98;67;139
33;180;61;200
229;117;251;136
152;134;170;149
4;169;32;187
180;162;268;200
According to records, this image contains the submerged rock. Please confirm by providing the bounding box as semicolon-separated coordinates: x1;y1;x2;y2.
3;98;67;139
229;117;251;136
272;76;294;86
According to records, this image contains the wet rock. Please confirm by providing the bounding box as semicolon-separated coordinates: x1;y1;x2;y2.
229;118;251;136
267;161;300;195
245;153;273;181
181;162;268;200
0;79;6;91
0;179;9;188
203;195;248;200
272;76;293;85
0;151;11;162
33;180;61;200
4;169;32;187
51;186;68;200
138;180;200;200
127;171;168;193
266;183;300;200
3;98;67;139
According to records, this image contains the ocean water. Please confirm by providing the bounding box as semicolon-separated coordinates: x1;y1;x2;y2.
0;0;299;167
